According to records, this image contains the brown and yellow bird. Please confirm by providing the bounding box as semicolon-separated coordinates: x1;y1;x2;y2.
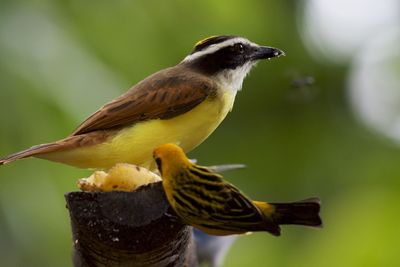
153;143;322;236
0;35;284;170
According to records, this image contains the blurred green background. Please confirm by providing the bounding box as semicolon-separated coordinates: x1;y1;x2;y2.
0;0;399;266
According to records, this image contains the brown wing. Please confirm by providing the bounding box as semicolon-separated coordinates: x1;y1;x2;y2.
71;66;217;135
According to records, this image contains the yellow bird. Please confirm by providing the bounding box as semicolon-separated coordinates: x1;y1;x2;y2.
153;144;322;236
0;35;284;170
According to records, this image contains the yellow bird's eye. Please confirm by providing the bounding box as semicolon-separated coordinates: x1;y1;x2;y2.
155;157;163;173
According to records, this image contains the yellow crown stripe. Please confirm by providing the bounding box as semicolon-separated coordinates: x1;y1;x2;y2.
195;36;218;47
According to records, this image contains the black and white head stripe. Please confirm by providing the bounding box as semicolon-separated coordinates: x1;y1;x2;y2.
191;35;238;54
181;35;284;91
183;36;255;63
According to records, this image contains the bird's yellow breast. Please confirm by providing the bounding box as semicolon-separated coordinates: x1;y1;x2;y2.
46;90;236;169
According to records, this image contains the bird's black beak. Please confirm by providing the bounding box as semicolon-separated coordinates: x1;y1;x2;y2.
251;46;285;60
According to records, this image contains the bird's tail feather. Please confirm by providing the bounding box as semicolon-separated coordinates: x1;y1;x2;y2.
0;131;114;166
0;142;60;165
270;197;322;227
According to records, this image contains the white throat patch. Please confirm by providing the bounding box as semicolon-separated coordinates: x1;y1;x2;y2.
215;61;256;92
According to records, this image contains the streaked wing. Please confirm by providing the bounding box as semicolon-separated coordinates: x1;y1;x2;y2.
71;67;217;135
218;183;263;222
194;182;265;233
176;166;264;232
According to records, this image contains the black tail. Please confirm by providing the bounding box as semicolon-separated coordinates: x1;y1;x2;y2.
271;197;322;227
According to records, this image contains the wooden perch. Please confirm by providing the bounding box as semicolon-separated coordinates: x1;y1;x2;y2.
65;182;198;267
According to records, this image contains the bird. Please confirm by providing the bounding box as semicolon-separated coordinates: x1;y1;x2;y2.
0;35;284;170
153;143;322;236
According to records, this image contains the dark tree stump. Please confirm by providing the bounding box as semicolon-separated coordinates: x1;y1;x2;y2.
65;182;198;267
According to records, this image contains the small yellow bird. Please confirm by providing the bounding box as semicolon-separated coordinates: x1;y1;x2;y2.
153;144;322;236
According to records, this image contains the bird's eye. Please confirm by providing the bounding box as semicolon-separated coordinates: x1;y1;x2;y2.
233;43;245;54
155;157;163;173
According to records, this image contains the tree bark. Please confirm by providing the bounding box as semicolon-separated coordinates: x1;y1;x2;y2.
65;182;198;267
